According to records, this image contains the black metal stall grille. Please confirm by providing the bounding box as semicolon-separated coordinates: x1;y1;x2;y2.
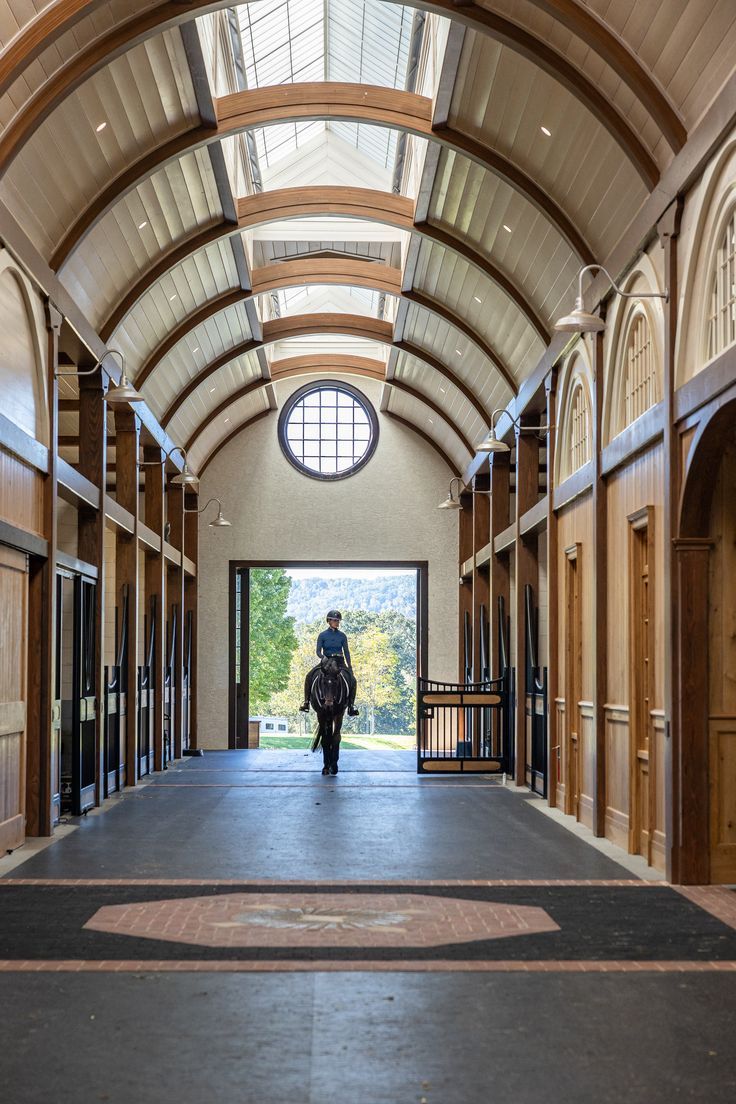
416;672;511;774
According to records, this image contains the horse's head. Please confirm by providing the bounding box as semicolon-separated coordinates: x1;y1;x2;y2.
318;656;343;709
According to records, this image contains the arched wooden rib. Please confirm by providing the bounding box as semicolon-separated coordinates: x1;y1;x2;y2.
383;411;460;477
102;187;546;346
268;354;387;384
159;338;264;424
393;340;494;426
404;289;517;393
52;84;593;271
387;379;475;455
140;266;513;414
263;313;393;346
0;1;675;180
250;257;403;297
181;365;473;463
198;408;274;477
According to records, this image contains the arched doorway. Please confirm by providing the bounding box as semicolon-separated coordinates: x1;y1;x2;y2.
675;397;736;883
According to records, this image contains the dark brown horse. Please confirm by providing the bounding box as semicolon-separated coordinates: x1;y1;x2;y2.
310;656;349;775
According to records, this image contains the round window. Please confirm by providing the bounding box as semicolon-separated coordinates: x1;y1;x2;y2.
278;381;379;480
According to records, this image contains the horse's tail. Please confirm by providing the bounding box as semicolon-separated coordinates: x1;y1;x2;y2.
311;725;322;753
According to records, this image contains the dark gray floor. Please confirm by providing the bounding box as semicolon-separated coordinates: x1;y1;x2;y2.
3;750;735;1104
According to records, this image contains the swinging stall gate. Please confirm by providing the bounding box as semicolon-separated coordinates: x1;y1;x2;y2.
417;597;513;774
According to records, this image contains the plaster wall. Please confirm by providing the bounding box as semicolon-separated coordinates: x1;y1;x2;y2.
196;376;459;748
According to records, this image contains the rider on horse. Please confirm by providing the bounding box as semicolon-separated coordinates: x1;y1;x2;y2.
300;610;359;716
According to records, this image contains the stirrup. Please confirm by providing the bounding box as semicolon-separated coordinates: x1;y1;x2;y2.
299;702;310;712
348;706;359;716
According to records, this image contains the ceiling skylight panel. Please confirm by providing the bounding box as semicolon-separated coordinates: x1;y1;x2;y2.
327;0;415;90
239;0;324;88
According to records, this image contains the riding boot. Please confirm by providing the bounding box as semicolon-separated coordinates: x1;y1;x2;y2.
347;674;359;717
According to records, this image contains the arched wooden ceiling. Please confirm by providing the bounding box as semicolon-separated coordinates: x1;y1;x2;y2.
2;0;731;473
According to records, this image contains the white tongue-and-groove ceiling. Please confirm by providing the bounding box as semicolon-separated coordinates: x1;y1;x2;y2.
1;0;734;474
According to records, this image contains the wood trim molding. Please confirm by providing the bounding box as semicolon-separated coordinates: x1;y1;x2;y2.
674;345;736;424
393;341;493;425
383;411;461;477
519;495;548;537
386;379;474;456
269;354;385;384
0;518;47;558
55;550;98;578
0;3;662;189
182;379;267;451
57;457;100;510
601;401;664;476
493;520;516;555
553;459;594;511
0;411;49;473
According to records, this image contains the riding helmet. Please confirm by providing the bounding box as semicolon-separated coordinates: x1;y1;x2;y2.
326;609;342;621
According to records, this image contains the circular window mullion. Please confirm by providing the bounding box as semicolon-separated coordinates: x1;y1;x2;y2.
278;380;379;480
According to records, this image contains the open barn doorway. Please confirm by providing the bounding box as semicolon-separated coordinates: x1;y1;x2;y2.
229;561;427;769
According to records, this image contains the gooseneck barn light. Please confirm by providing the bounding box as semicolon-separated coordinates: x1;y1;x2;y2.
184;498;232;528
475;409;550;454
140;445;200;489
437;477;493;510
554;264;669;334
55;349;144;404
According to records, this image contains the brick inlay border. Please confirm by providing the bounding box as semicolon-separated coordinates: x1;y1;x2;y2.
1;959;734;974
0;878;658;887
673;887;736;931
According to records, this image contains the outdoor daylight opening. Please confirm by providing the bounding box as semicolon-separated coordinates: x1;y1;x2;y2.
229;563;425;753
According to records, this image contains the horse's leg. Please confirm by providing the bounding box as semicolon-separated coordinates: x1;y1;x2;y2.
331;711;344;772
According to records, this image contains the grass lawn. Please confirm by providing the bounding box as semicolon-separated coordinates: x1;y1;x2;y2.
257;732;416;751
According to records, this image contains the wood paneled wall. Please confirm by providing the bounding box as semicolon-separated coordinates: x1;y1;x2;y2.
0;447;43;535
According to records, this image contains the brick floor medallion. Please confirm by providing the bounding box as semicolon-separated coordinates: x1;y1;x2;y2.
83;892;560;950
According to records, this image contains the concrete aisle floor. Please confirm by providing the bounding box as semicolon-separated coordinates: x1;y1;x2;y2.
1;750;735;1104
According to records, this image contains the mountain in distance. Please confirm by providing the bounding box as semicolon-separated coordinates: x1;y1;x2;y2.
286;574;417;623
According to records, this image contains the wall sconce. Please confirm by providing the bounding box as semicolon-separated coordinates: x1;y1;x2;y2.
476;409;550;454
140;445;199;489
437;477;491;510
554;264;669;334
184;498;231;528
55;349;144;404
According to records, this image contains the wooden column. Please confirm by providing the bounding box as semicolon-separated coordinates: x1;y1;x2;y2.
472;471;490;681
658;198;684;882
184;489;199;752
115;410;140;786
144;446;166;772
458;490;474;681
26;304;60;836
78;369;107;803
489;452;511;680
514;421;540;786
545;370;560;808
672;538;712;884
167;478;185;758
592;323;608;836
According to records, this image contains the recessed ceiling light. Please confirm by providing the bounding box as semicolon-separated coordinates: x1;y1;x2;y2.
192;347;200;353
439;387;446;394
503;224;512;233
224;417;230;422
428;418;434;425
138;220;148;230
455;349;462;356
209;387;216;393
473;296;482;303
169;294;178;301
541;125;552;136
95;122;107;133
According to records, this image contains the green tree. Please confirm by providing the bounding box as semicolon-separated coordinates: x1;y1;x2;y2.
349;625;400;734
248;569;297;714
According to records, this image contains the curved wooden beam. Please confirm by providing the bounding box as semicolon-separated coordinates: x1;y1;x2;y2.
0;1;673;185
384;412;460;477
102;187;547;347
394;340;493;426
140;268;513;414
53;85;593;271
387;379;474;455
182;361;473;463
198;408;274;477
159;337;263;423
269;354;386;383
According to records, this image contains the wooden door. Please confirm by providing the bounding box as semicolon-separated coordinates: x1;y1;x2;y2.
0;545;29;852
629;515;655;861
565;548;582;819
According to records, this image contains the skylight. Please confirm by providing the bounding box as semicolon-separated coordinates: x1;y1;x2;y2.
237;0;416;172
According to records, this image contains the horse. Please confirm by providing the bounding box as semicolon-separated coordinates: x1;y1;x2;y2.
310;655;349;775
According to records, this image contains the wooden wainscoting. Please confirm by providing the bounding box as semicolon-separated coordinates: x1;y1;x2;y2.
0;544;29;852
708;715;736;883
604;704;630;850
650;710;666;871
554;698;565;809
578;701;595;829
0;446;43;536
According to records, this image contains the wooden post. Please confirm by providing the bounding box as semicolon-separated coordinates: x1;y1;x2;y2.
26;303;61;836
184;489;199;752
78;369;107;803
144;445;166;772
592;323;608;836
458;490;474;681
658;198;684;882
167;478;185;758
472;471;490;681
114;410;139;786
545;370;560;808
489;452;511;679
514;421;540;786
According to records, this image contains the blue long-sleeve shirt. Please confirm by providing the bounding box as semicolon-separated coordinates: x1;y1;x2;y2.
316;627;351;665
